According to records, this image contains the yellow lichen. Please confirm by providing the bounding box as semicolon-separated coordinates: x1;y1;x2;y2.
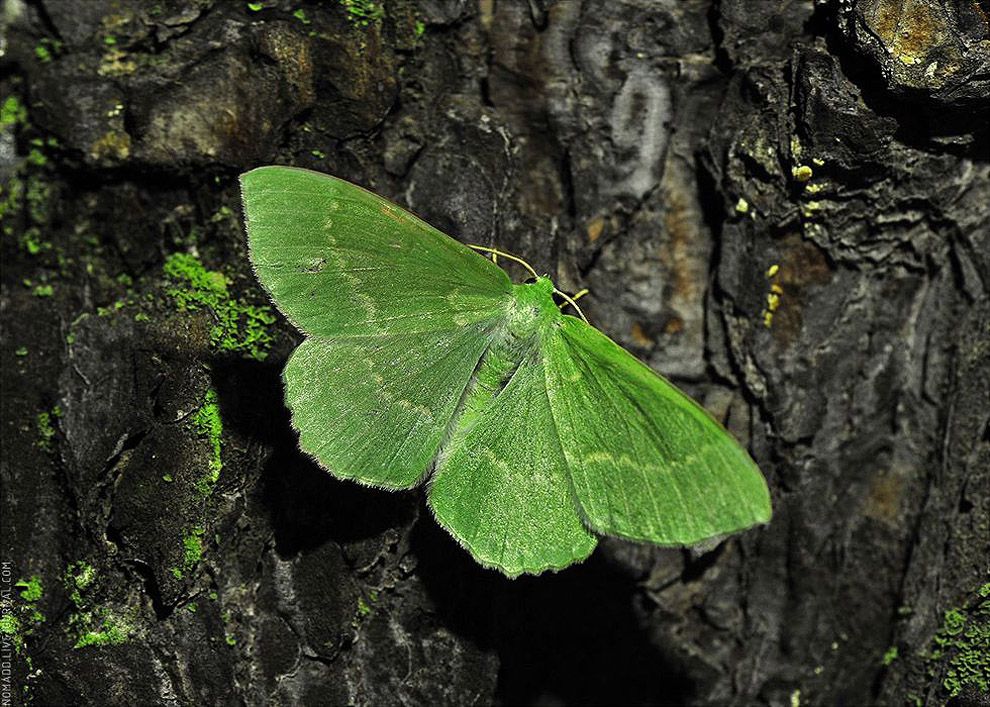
866;0;947;69
98;48;137;76
761;264;783;329
586;216;604;242
89;131;131;161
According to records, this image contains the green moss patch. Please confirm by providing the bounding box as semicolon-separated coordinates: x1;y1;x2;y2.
0;614;23;652
341;0;384;27
190;388;223;496
926;584;990;698
163;253;275;361
881;646;898;666
182;527;205;568
170;525;208;581
16;576;43;603
0;96;57;256
0;575;46;658
36;406;61;450
73;612;132;649
64;561;134;650
167;386;224;581
1;96;27;127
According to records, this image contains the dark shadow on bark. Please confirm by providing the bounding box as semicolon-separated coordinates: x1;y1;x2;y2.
411;516;696;705
213;355;417;556
211;354;291;447
261;455;417;556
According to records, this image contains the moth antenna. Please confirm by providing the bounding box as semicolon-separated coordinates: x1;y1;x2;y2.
554;287;590;324
467;244;538;281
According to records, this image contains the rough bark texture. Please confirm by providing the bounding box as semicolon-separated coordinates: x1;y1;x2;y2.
1;1;988;705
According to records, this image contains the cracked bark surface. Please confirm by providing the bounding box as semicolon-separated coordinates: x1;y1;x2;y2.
1;1;987;705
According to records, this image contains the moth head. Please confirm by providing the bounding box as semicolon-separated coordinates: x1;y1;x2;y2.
508;276;562;337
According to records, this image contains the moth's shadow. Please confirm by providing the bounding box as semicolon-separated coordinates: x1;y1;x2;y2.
212;355;415;555
214;356;693;703
410;517;696;705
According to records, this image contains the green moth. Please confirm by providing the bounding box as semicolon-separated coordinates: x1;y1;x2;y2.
240;166;771;577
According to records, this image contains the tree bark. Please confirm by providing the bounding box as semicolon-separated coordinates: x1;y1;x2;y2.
1;1;987;705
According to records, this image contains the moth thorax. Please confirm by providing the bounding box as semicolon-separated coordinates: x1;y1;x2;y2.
507;277;561;339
